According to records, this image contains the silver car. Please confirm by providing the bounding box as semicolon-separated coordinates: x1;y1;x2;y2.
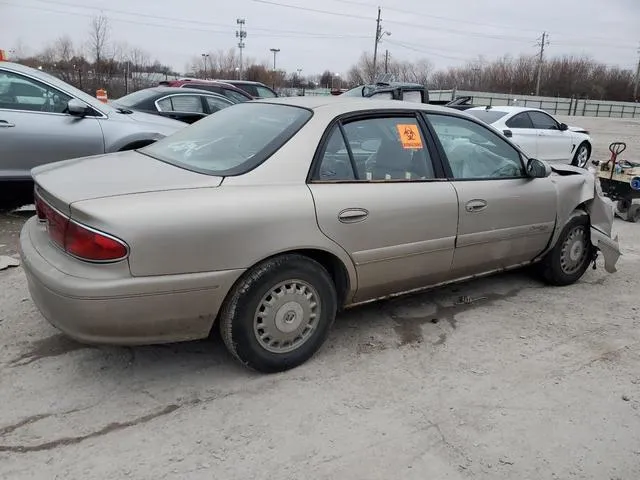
0;61;184;206
20;97;621;373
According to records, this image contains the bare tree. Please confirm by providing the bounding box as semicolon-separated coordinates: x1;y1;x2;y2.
89;15;109;65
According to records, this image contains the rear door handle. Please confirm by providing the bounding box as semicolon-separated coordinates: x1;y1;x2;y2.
0;120;15;128
465;199;487;213
338;208;369;223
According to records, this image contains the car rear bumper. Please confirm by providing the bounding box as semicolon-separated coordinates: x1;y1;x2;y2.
19;217;244;345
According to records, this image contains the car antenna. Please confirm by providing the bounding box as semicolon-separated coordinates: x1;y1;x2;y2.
485;105;492;110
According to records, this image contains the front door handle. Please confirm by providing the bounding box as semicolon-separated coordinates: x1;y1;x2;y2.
465;199;487;213
338;208;369;223
0;120;15;128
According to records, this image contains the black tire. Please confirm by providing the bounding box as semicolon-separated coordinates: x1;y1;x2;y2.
571;142;591;168
627;204;640;223
539;214;592;286
219;254;338;373
0;180;34;212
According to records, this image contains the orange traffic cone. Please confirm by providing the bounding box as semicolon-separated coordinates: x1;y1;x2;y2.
96;89;108;103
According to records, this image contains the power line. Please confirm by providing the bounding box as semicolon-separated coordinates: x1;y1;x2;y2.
3;0;368;39
385;40;470;62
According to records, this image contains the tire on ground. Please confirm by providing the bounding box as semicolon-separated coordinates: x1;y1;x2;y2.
538;214;593;286
218;254;338;373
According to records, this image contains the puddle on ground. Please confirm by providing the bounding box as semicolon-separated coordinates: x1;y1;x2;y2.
390;287;529;347
10;334;94;366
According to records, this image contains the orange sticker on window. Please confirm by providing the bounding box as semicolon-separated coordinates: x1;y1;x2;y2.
396;124;423;149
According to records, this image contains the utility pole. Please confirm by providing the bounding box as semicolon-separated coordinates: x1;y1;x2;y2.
201;53;209;79
371;7;390;83
372;7;381;82
535;31;549;96
384;49;389;74
124;60;130;94
236;19;246;80
634;43;640;101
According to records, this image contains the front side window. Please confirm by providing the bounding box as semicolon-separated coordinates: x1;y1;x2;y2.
506;112;534;129
0;70;71;113
528;111;559;130
205;95;232;112
426;113;524;180
315;116;435;182
141;102;312;176
223;89;250;102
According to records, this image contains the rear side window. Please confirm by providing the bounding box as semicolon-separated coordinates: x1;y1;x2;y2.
223;89;250;102
315;116;435;182
506;112;534;128
466;109;508;124
256;86;277;98
141;103;312;176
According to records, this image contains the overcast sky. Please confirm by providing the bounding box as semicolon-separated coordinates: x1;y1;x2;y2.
2;0;638;75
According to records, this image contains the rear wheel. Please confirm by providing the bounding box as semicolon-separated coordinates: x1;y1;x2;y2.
571;142;590;168
539;214;592;286
219;254;337;373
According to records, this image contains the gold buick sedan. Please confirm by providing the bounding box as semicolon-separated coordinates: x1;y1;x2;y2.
20;97;620;373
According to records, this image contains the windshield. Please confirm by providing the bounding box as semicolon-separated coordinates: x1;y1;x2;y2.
113;89;155;107
466;109;509;124
140;103;312;176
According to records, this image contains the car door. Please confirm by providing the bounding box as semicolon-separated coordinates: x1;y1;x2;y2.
504;111;538;158
528;110;572;162
0;68;105;180
308;113;459;303
424;112;557;277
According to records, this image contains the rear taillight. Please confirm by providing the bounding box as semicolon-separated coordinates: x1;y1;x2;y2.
65;221;128;261
35;192;128;262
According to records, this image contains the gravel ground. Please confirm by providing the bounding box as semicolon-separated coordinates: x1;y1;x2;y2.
1;116;639;479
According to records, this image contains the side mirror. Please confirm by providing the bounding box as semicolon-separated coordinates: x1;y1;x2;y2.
503;129;513;138
559;123;568;131
526;158;552;178
67;98;91;117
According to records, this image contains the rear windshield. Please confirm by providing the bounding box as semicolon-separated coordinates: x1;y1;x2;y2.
140;103;312;176
466;109;508;124
113;89;154;107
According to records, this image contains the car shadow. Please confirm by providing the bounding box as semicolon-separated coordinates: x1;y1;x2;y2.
8;269;544;382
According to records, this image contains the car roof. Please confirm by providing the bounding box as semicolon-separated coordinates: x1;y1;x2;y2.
222;80;266;86
467;105;546;114
254;96;459;115
148;86;230;96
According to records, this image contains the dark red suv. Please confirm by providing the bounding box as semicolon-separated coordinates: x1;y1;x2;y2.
158;79;253;103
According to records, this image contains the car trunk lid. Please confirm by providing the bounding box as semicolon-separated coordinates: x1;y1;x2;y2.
32;150;222;213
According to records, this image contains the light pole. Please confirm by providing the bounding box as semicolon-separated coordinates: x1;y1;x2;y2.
270;48;280;71
270;48;280;89
332;73;341;90
235;67;240;80
201;53;209;79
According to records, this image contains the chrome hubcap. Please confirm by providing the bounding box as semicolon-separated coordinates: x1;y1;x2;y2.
254;280;320;354
577;147;589;168
560;226;587;274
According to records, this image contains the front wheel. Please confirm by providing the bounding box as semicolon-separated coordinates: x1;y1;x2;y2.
571;142;591;168
538;214;593;286
219;254;338;373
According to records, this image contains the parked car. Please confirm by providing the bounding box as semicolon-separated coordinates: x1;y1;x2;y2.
21;98;620;373
0;61;185;209
112;87;235;124
219;80;278;99
342;81;428;103
466;106;592;167
158;79;253;103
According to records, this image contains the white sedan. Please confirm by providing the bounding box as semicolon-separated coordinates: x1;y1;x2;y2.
466;106;592;167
